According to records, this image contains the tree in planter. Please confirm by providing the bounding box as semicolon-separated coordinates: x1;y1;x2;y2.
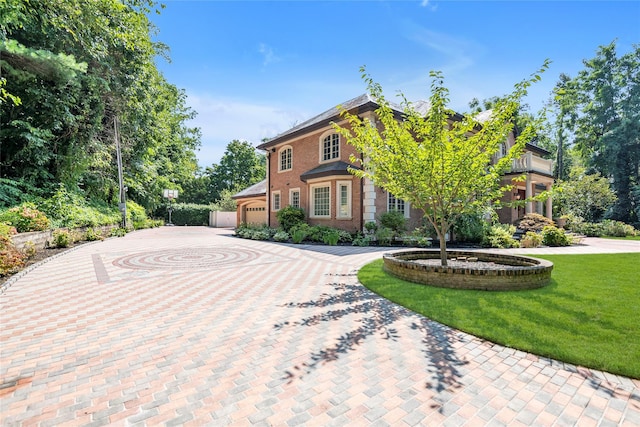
334;64;548;266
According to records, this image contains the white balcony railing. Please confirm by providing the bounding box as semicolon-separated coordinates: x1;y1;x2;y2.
511;152;554;175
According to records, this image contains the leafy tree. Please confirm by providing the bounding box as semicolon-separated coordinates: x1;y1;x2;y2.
0;0;200;213
205;140;266;201
553;166;617;222
564;41;640;223
335;64;548;265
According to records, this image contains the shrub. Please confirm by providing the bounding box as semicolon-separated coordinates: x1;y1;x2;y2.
276;206;305;233
0;203;50;232
40;185;119;228
541;225;572;246
516;213;555;233
520;231;543;248
375;226;394;246
601;220;637;237
452;212;489;243
568;220;605;237
250;230;271;240
273;231;290;242
380;211;406;234
52;230;70;248
0;224;25;275
322;230;340;246
352;233;372;247
482;224;519;248
110;227;128;237
169;203;210;226
364;221;378;234
22;241;37;258
85;227;104;241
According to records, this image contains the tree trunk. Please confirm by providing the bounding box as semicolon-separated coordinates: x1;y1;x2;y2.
439;234;448;266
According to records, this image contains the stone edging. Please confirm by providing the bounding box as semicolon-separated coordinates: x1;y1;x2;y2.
383;249;554;291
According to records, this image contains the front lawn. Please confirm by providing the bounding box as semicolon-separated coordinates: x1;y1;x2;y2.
358;253;640;379
603;235;640;241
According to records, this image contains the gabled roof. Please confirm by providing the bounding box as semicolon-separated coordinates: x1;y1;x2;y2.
232;179;266;199
257;94;404;150
300;161;360;182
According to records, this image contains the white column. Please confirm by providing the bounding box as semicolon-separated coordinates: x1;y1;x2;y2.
525;175;533;215
545;183;553;219
362;178;377;224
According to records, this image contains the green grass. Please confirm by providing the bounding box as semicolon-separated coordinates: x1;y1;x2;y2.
358;253;640;379
602;235;640;240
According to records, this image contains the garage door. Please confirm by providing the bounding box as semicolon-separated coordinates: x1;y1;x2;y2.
245;203;266;225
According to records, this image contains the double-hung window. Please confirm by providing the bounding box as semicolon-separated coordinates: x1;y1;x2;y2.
336;181;352;219
322;134;340;162
272;191;281;211
290;189;300;208
310;184;331;218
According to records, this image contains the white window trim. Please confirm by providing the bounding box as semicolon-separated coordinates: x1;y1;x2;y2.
278;145;293;172
387;192;410;219
336;180;352;219
272;191;281;212
289;188;300;208
318;130;340;164
309;183;331;218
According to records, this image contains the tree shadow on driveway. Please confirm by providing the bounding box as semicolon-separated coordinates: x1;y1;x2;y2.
274;277;468;395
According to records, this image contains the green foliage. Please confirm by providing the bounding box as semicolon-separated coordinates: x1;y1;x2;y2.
557;42;640;223
375;227;394;246
334;63;548;265
84;227;104;242
1;0;201;212
235;223;274;241
109;228;127;238
273;231;290;242
205;140;266;201
276;205;306;233
553;167;617;222
379;211;406;234
352;233;372;247
168;203;210;226
322;230;341;246
516;213;555;233
452;212;489;243
0;202;50;232
211;189;239;212
600;220;638;237
51;230;70;248
290;223;309;244
40;185;120;228
541;225;572;246
0;231;25;275
482;224;519;248
520;231;543;248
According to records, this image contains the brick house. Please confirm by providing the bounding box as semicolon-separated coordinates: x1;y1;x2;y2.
236;94;554;231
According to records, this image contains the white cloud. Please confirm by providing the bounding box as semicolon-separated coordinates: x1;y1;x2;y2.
184;92;309;167
258;43;280;67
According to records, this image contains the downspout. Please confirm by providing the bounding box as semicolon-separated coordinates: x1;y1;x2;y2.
265;150;270;226
360;151;364;232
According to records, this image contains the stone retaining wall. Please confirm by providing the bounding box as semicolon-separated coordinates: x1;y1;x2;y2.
11;225;117;251
383;250;553;291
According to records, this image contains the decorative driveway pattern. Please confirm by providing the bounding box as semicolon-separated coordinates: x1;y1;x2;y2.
1;227;639;426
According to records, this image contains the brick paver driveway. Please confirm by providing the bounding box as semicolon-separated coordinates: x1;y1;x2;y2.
1;227;639;426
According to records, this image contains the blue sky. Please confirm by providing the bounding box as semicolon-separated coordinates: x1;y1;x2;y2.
150;1;640;168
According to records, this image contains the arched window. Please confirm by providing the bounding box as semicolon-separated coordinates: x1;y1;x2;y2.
279;146;292;171
321;133;340;162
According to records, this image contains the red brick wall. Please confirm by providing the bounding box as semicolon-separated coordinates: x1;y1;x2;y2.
266;125;362;233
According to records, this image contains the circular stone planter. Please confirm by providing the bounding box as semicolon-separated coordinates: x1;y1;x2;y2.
383;250;553;291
